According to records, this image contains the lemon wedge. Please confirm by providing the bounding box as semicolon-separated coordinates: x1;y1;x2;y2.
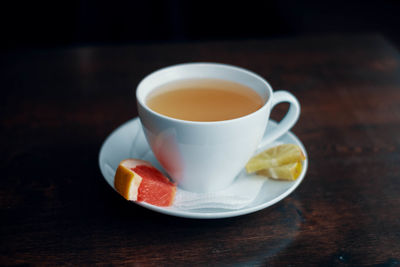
257;161;303;181
246;144;305;173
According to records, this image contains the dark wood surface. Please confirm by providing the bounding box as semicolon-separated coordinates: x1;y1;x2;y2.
1;34;399;266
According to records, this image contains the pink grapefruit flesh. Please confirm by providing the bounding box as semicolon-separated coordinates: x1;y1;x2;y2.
114;159;176;207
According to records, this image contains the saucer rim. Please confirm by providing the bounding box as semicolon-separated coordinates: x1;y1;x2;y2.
98;117;308;219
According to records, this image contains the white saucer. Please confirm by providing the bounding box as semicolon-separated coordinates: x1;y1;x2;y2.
98;118;308;219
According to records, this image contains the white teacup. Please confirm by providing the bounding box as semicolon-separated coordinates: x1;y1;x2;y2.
136;63;300;193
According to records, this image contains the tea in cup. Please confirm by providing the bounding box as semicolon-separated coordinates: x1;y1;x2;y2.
136;63;300;193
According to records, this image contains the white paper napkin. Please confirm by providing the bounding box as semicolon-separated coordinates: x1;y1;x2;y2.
173;172;266;210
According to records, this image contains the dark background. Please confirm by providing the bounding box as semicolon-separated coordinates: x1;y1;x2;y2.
1;1;400;265
2;0;400;50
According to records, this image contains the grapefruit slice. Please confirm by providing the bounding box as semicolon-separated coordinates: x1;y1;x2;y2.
114;159;176;207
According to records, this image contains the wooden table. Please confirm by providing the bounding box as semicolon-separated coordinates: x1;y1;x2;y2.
1;34;399;265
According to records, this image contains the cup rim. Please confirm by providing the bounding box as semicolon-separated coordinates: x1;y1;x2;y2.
136;62;273;125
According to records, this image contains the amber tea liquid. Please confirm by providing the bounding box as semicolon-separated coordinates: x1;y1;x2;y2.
146;79;264;122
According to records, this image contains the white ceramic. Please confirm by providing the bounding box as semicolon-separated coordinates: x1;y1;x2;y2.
98;118;308;219
136;63;300;193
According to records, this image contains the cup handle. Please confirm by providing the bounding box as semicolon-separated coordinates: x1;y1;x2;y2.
258;90;300;148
